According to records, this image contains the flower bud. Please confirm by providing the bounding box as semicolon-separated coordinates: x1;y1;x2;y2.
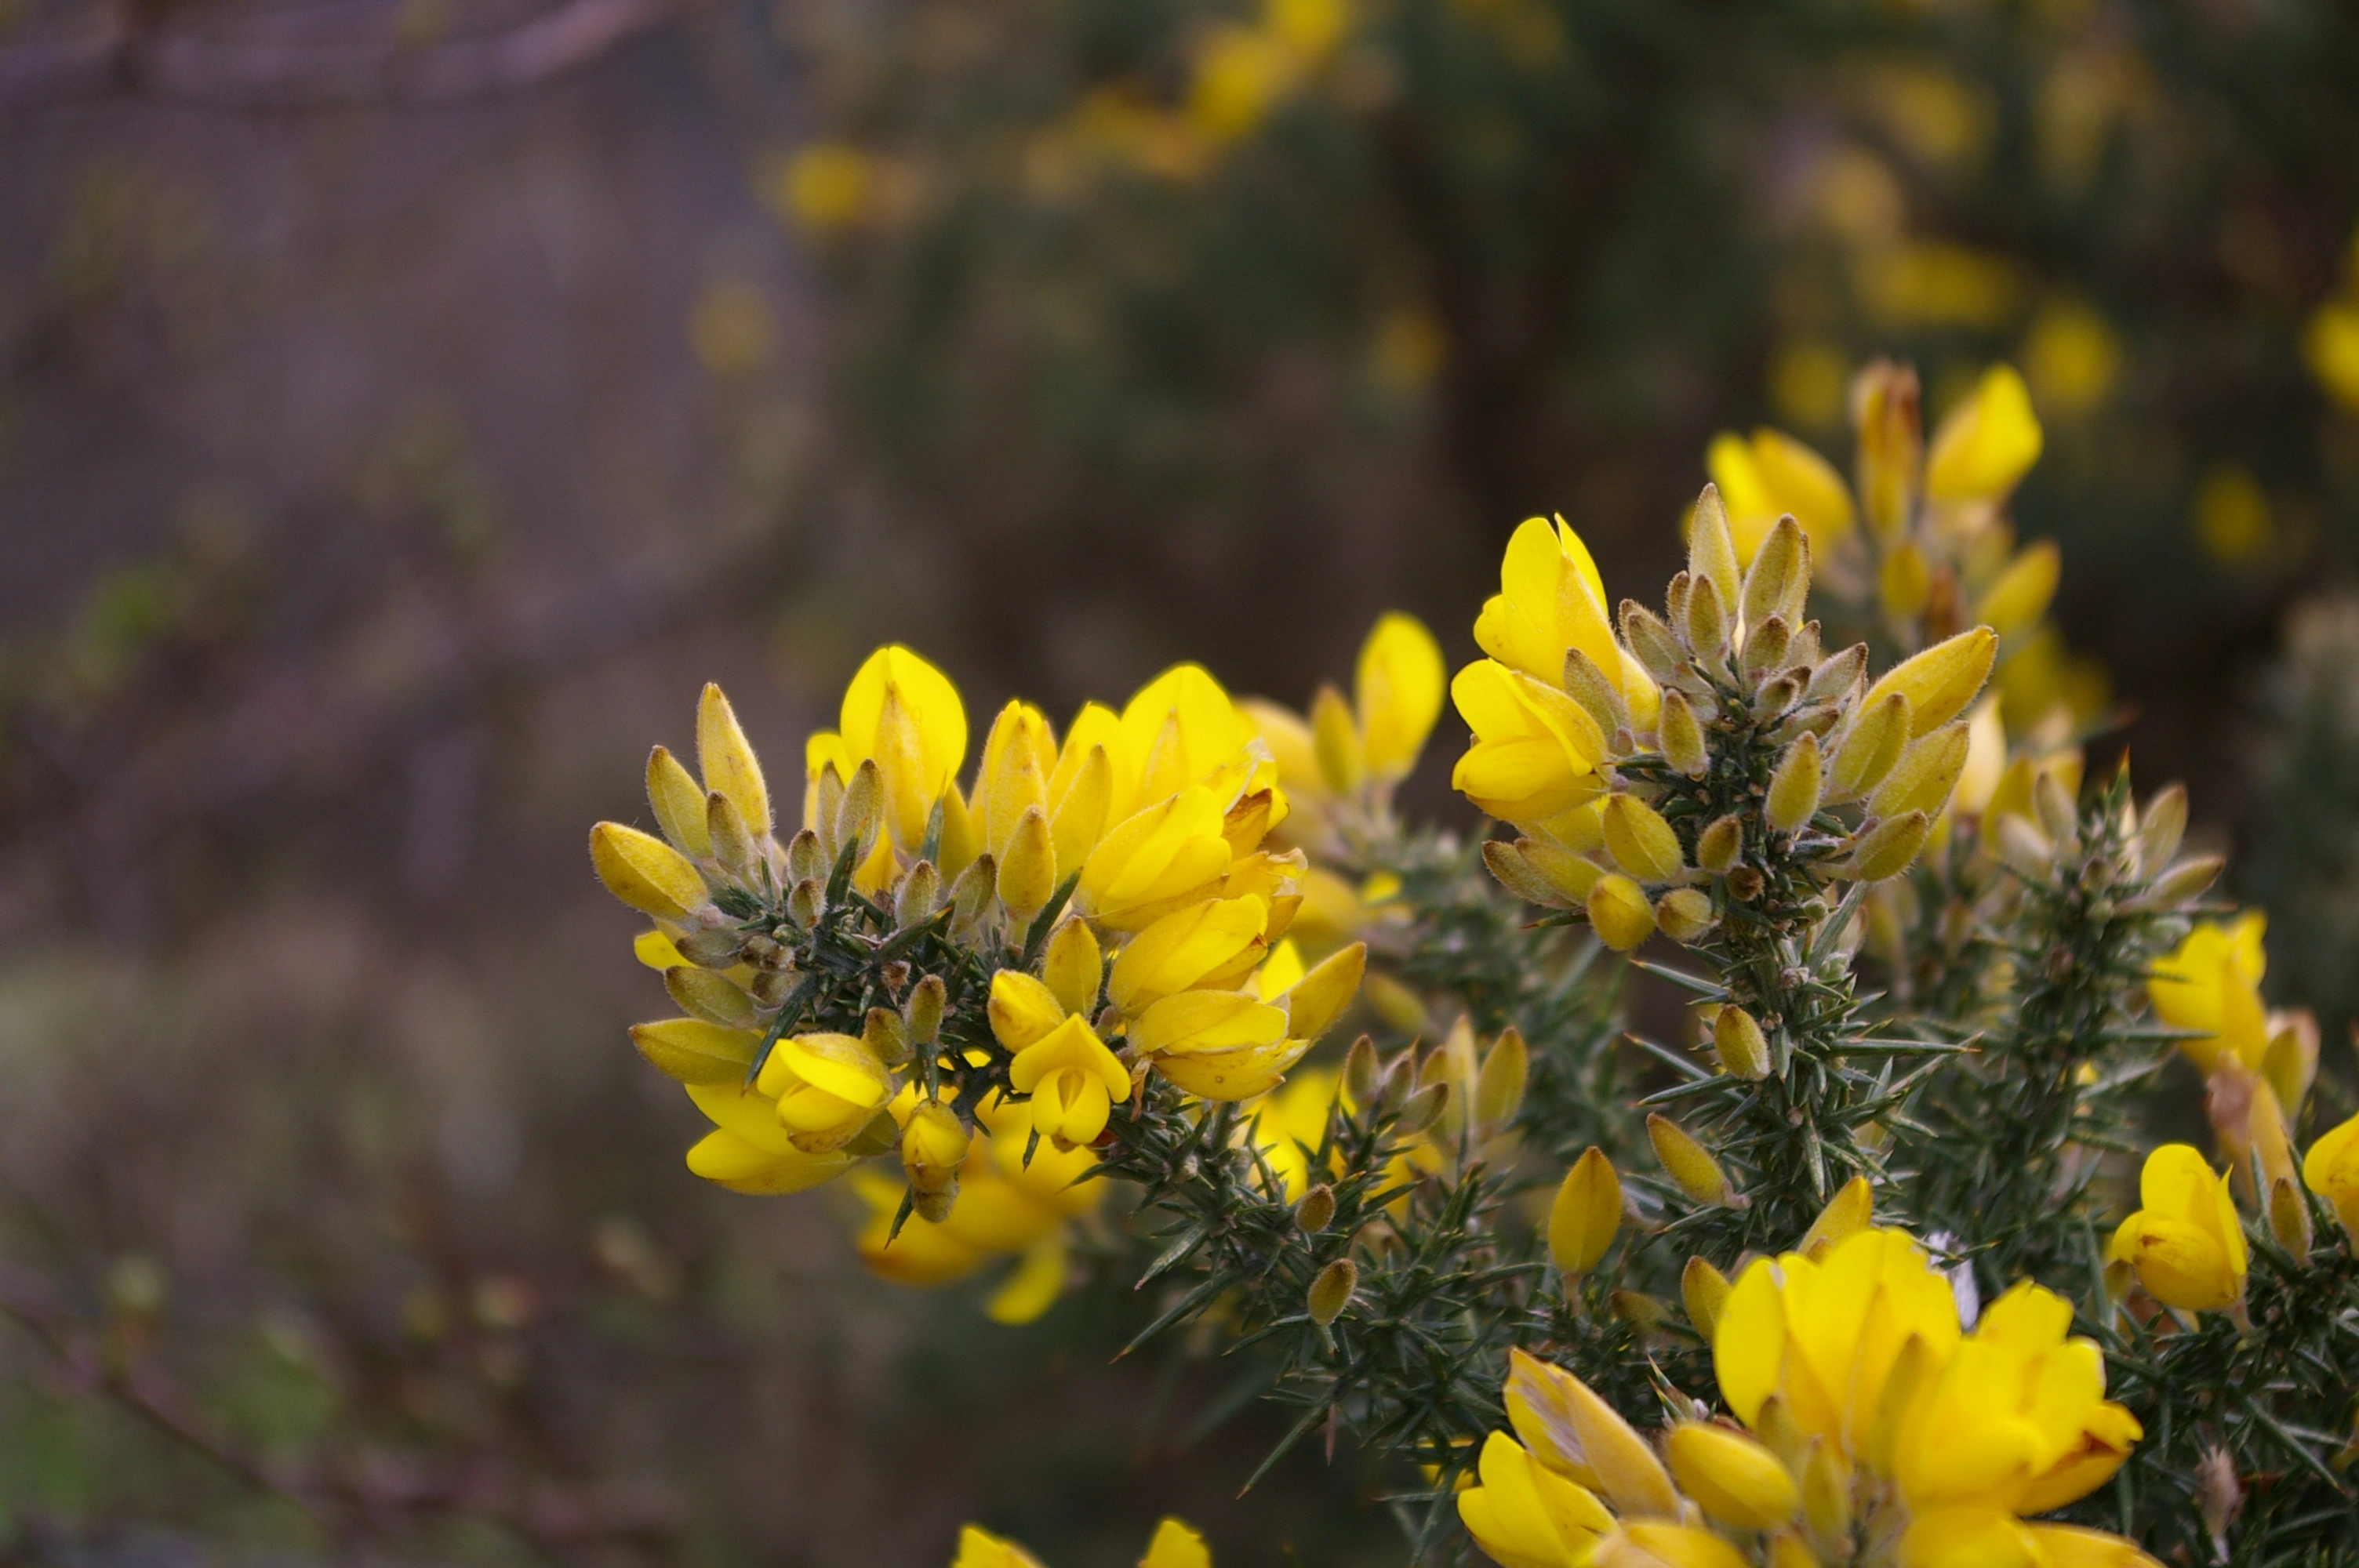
1549;1147;1622;1279
630;1018;761;1084
1803;643;1866;705
1861;626;1998;737
2034;769;2080;848
1830;691;1910;801
1845;811;1930;881
1688;482;1741;607
698;682;772;835
1342;1034;1381;1108
1587;873;1657;951
591;822;713;920
863;1005;912;1067
901;1098;970;1195
1740;615;1793;680
1797;1175;1872;1259
1648;1114;1734;1207
1285;942;1368;1042
1741;515;1810;633
834;757;885;863
1620;601;1688;684
646;746;713;858
994;805;1057;922
1395;1080;1451;1135
1038;916;1102;1022
890;859;940;927
1713;1006;1771;1080
1604;796;1685;883
2132;855;2225;912
945;852;996;930
666;965;756;1029
1870;722;1971;821
1976;540;2060;637
1667;1423;1800;1532
1311;683;1365;795
786;876;824;928
1680;1256;1730;1340
707;789;760;880
2135;782;2188;877
674;925;745;968
1655;887;1716;944
1685;572;1731;662
1765;732;1823;834
904;973;947;1045
784;827;825;884
1696;815;1744;875
1475;1027;1528;1135
1295;1183;1337;1234
1659;689;1710;779
1307;1258;1358;1325
1562;646;1632;739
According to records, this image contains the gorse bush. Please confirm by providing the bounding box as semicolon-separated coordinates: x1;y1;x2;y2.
590;367;2359;1566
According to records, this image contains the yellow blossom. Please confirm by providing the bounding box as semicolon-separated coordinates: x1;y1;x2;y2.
2302;1109;2359;1237
818;645;970;856
1705;427;1857;561
1451;659;1608;826
1108;895;1272;1014
1078;786;1238;931
1358;612;1448;782
2108;1144;2248;1314
1473;517;1648;713
1456;1429;1615;1568
1007;1014;1130;1148
1925;364;2044;506
2148;913;2268;1076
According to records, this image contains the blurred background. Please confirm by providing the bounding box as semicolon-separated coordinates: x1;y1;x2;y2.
2;0;2357;1561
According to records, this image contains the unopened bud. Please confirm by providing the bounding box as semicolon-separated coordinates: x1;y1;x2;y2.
895;860;941;927
1688;484;1741;605
1804;644;1867;705
1755;673;1803;721
2133;855;2225;911
1561;647;1631;740
1845;811;1930;882
1871;723;1970;821
834;758;884;865
945;853;997;933
1655;887;1717;945
2269;1177;2314;1266
707;790;759;880
1797;1175;1873;1259
1659;689;1709;779
1296;1183;1337;1234
1548;1148;1623;1279
1685;572;1731;662
2034;770;2079;848
785;826;826;884
1475;1027;1529;1135
1587;873;1657;950
1395;1081;1451;1135
1608;1290;1670;1330
674;925;747;968
1604;796;1686;883
1307;1258;1358;1326
1714;1006;1772;1080
863;1006;912;1067
1648;1114;1735;1207
1696;815;1744;875
1765;732;1823;834
1342;1035;1381;1108
667;966;756;1029
811;763;847;858
1741;615;1791;679
2136;783;2188;876
1743;516;1811;631
1681;1256;1731;1340
1620;601;1688;684
787;877;824;928
904;973;947;1044
1374;1051;1418;1115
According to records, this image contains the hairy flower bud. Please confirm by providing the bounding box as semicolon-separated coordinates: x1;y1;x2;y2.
1861;626;1998;738
1765;732;1823;834
1739;614;1790;679
1295;1183;1337;1234
1648;1114;1735;1207
1659;689;1709;779
1830;691;1911;800
646;745;712;858
1741;515;1810;633
1587;873;1657;951
834;757;885;864
591;822;713;921
995;804;1057;922
1561;646;1631;741
1475;1027;1529;1135
698;682;772;836
1307;1258;1358;1326
1685;572;1731;662
666;965;756;1029
904;973;947;1045
1714;1005;1772;1081
1549;1148;1622;1279
1688;482;1741;607
1681;1256;1731;1340
1846;811;1931;881
1696;814;1744;875
1342;1035;1381;1108
1655;887;1716;945
1620;601;1688;684
1604;796;1686;883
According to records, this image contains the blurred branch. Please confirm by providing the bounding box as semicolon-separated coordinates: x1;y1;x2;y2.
0;0;689;112
0;1265;336;1531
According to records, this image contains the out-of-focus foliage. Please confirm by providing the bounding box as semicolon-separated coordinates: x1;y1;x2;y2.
779;0;2359;779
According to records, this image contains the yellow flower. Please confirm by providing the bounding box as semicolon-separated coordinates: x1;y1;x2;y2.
2302;1109;2359;1237
947;1516;1211;1568
2107;1144;2248;1314
1114;662;1270;822
1663;1423;1797;1531
1705;427;1857;561
1078;786;1238;931
1456;1429;1615;1568
1357;612;1448;782
1474;516;1652;714
1129;989;1302;1101
1547;1148;1622;1279
2148;913;2268;1076
1925;364;2044;506
815;645;970;856
987;970;1130;1148
1108;896;1273;1014
1450;659;1608;826
1505;1348;1681;1519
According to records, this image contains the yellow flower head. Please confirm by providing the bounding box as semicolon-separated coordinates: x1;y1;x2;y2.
1078;786;1238;931
1357;611;1448;783
2302;1109;2359;1238
1005;1013;1131;1149
1456;1428;1615;1568
1449;659;1608;826
2107;1144;2248;1315
811;646;970;856
1474;517;1650;712
2148;913;2268;1076
1925;364;2045;507
1705;427;1857;562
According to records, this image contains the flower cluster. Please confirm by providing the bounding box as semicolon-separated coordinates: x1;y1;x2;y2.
1462;1223;2157;1568
1707;360;2101;742
590;641;1422;1312
1463;489;1990;957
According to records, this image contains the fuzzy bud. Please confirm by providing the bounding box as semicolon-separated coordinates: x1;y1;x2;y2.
786;877;825;928
785;827;826;884
707;789;759;880
1739;614;1791;679
893;861;941;927
1688;483;1741;606
1475;1028;1529;1135
1696;815;1744;875
1681;1256;1731;1340
2136;782;2189;877
904;973;947;1045
995;804;1057;922
1685;572;1731;662
2131;855;2226;912
1741;516;1811;632
1830;691;1911;800
590;822;713;921
1549;1148;1623;1279
1307;1258;1358;1326
1620;601;1688;684
1804;644;1867;705
646;746;712;858
1714;1006;1772;1080
1648;1114;1735;1207
1342;1035;1381;1108
862;1006;912;1067
1604;796;1686;883
674;926;746;968
1587;874;1658;951
666;966;756;1029
1659;689;1710;779
1765;732;1824;834
1562;647;1632;740
1654;888;1717;945
1846;811;1931;881
1296;1183;1337;1234
834;758;885;865
1395;1081;1451;1136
